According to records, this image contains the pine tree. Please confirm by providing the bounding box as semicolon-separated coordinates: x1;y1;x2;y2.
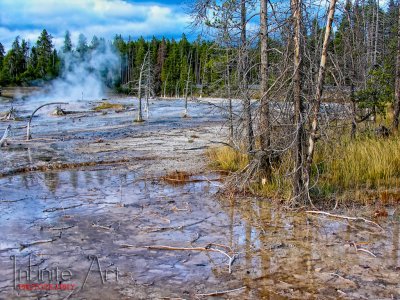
36;29;54;77
62;30;73;53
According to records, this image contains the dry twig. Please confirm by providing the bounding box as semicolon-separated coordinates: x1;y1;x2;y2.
196;286;247;297
145;243;237;273
305;210;383;231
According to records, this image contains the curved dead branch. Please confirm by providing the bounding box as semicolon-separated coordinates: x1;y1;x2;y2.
26;102;68;140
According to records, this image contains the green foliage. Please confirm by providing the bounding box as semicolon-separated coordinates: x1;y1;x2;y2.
355;66;394;116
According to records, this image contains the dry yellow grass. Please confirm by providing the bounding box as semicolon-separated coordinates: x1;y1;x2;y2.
93;101;124;111
206;146;249;172
207;134;400;201
316;135;400;191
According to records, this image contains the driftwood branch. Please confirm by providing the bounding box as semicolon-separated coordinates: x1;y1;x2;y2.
43;204;83;213
306;210;383;231
349;242;377;258
20;237;58;250
26;102;68;140
144;243;237;273
195;286;247;297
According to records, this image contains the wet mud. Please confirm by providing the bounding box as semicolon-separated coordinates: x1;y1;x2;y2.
0;97;399;299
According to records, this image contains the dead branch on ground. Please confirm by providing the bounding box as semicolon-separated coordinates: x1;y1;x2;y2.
306;210;383;231
144;243;237;273
195;286;247;297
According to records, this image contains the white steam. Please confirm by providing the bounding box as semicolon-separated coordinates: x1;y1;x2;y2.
27;42;120;104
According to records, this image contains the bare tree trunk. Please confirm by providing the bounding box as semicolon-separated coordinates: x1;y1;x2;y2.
291;0;305;202
373;0;379;66
259;0;271;178
226;51;234;143
136;51;149;122
240;0;254;153
304;0;337;194
145;59;151;119
184;51;193;117
350;83;357;139
163;73;169;98
393;4;400;131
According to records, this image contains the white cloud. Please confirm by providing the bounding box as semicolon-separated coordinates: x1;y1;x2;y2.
0;0;190;50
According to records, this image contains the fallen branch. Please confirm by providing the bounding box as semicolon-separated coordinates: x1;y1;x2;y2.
50;225;75;231
0;198;27;203
92;223;112;230
306;210;383;231
349;242;377;258
143;217;211;232
145;243;237;273
20;238;58;250
120;244;137;248
196;286;247;297
43;204;83;213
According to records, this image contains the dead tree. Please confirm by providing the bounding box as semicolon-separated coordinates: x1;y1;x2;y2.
259;0;271;178
226;50;234;143
27;102;68;140
240;0;255;153
304;0;337;195
136;51;150;122
0;125;11;147
291;0;306;202
163;73;169;98
144;52;155;119
393;4;400;131
183;51;193;117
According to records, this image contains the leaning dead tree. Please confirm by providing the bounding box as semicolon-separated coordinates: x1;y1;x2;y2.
0;125;11;147
304;0;338;197
26;102;68;140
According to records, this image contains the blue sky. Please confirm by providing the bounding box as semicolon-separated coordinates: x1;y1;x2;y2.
0;0;193;50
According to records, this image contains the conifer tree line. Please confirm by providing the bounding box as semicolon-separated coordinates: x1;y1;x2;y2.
113;34;216;97
0;29;59;85
0;0;399;104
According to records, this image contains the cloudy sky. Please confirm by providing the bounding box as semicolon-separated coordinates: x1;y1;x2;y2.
0;0;193;50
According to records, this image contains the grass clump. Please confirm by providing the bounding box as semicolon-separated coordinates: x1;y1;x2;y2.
207;134;400;202
207;146;249;172
316;135;400;191
94;101;124;111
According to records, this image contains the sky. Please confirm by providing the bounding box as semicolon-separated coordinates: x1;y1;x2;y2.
0;0;193;51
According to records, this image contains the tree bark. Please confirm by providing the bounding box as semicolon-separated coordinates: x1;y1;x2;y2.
291;0;305;202
240;0;254;153
304;0;337;193
259;0;272;178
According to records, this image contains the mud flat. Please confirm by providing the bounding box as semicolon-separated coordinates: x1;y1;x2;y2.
0;97;399;299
